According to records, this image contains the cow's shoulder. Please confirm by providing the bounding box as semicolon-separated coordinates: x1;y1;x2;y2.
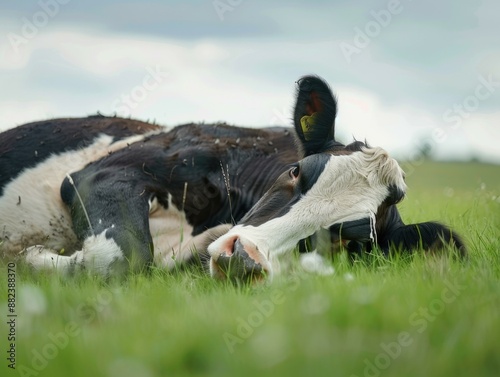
141;122;295;158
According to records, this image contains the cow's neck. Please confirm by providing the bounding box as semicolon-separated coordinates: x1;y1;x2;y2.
182;150;297;235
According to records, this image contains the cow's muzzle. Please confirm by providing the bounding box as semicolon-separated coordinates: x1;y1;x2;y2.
209;236;270;283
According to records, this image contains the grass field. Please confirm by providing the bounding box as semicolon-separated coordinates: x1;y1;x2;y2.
1;161;499;377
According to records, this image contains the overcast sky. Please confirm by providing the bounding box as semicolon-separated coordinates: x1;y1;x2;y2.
1;0;499;163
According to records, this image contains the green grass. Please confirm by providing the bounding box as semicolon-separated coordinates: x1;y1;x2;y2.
1;161;499;377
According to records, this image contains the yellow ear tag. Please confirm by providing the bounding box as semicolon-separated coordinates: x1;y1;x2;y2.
300;112;318;141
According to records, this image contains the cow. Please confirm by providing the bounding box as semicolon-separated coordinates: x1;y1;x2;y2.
0;75;465;281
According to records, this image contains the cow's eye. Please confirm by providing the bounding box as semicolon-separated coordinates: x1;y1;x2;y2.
290;166;300;179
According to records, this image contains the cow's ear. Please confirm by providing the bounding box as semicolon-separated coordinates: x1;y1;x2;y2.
293;75;338;157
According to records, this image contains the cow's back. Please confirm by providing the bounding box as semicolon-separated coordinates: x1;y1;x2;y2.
0;115;162;193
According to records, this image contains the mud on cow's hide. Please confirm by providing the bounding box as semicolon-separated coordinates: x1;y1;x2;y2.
0;76;466;281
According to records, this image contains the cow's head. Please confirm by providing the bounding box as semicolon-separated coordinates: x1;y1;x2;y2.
207;75;406;282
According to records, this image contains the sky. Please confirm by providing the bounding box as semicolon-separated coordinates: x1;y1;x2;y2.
1;0;499;163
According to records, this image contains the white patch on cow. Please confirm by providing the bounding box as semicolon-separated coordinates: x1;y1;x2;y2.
148;195;158;213
81;231;127;276
149;196;197;269
208;147;406;277
0;133;147;259
24;245;82;276
24;230;126;277
300;251;335;276
369;210;377;244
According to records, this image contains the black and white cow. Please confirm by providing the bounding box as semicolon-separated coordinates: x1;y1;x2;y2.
0;76;465;280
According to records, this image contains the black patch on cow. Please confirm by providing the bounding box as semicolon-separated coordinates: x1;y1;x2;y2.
237;153;331;227
330;218;373;242
298;153;331;193
134;123;297;234
385;184;406;205
343;140;367;152
378;221;466;258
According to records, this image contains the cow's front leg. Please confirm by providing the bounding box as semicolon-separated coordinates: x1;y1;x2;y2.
23;245;83;276
22;229;130;278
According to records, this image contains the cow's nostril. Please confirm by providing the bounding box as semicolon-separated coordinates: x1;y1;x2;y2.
216;238;241;270
220;236;238;257
232;238;245;257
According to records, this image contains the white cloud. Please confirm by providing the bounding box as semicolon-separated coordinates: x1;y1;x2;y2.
0;25;498;164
